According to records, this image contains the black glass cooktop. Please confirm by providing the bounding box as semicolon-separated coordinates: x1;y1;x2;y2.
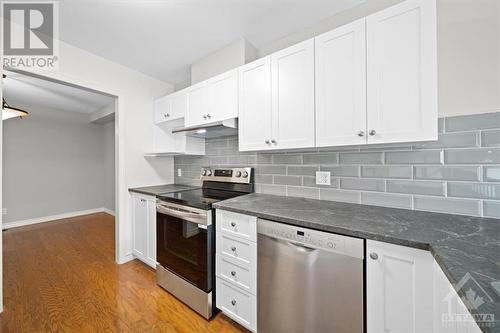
158;188;247;210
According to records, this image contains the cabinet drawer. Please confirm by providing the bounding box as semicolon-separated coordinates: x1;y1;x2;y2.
216;277;256;332
216;210;257;242
216;233;256;268
216;254;255;294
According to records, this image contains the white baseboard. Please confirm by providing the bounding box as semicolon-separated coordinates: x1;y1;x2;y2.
102;208;115;216
2;207;114;230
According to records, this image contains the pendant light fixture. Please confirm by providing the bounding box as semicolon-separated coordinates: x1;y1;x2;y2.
2;74;29;120
2;97;29;120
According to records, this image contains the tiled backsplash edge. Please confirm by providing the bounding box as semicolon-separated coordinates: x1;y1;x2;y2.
175;111;500;218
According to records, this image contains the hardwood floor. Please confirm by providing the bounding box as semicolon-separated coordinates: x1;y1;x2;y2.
1;213;247;333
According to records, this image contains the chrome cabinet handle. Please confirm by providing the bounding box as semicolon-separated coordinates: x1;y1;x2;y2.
369;252;378;260
230;222;236;227
231;271;236;276
231;299;236;306
230;246;236;252
357;131;365;137
265;139;270;144
369;130;376;136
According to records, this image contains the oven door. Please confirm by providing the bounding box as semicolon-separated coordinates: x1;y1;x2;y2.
156;201;213;292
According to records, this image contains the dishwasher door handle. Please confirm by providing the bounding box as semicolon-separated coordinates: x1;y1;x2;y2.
266;235;317;252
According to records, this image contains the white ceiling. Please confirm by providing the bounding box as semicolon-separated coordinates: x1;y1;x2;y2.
3;71;115;114
58;0;365;85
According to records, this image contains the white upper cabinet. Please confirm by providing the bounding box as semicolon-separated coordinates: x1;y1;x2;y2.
186;69;238;127
238;57;273;151
367;240;434;333
271;39;315;150
186;82;210;127
366;0;437;144
209;69;238;123
154;91;187;124
315;18;367;147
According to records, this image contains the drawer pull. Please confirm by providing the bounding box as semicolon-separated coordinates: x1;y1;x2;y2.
231;299;236;306
231;271;236;276
230;222;236;227
230;246;236;252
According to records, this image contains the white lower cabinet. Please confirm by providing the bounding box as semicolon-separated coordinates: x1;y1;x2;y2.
367;239;435;333
216;210;257;332
368;239;482;333
131;193;157;269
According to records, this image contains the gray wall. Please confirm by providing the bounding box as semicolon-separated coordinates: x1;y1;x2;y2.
103;120;115;211
2;102;115;223
175;112;500;218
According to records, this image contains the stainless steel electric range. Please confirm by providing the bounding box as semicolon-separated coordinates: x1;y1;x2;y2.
155;167;253;319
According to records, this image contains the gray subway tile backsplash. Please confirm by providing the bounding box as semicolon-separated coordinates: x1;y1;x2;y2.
413;196;481;216
273;154;302;165
483;166;500;182
445;112;500;132
483;200;500;218
444;148;500;164
339;152;383;164
413;166;480;181
361;192;412;209
174;112;500;218
287;165;319;176
340;178;385;192
412;132;479;149
447;182;500;200
387;180;445;196
481;130;500;147
274;175;302;186
361;166;412;179
385;150;443;164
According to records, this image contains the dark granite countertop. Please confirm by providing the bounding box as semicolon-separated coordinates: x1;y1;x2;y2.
213;193;500;332
128;184;197;196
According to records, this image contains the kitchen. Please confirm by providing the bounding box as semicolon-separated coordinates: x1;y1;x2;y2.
1;0;499;332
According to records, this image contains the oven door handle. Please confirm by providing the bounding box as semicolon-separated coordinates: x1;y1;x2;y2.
157;203;210;225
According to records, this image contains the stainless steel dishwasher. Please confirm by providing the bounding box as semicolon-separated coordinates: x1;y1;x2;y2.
257;219;364;333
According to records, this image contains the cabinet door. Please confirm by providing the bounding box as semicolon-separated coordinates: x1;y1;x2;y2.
271;39;315;149
170;91;187;120
315;18;367;147
367;240;434;333
146;198;157;268
186;82;209;127
154;96;171;124
366;0;437;144
132;195;148;260
208;69;238;123
238;57;273;151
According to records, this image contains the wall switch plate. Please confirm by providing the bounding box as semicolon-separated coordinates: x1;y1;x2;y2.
316;171;331;185
177;168;182;177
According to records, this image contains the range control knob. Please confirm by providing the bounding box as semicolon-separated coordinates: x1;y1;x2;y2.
327;241;334;248
201;169;207;176
206;169;212;176
235;171;242;177
242;171;249;178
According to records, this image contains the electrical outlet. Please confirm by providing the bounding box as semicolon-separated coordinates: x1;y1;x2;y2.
177;168;182;177
316;171;331;185
2;208;7;215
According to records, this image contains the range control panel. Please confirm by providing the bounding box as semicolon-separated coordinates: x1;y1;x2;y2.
258;219;364;259
200;167;252;184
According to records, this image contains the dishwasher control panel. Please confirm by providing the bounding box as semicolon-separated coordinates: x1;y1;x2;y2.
257;219;364;259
